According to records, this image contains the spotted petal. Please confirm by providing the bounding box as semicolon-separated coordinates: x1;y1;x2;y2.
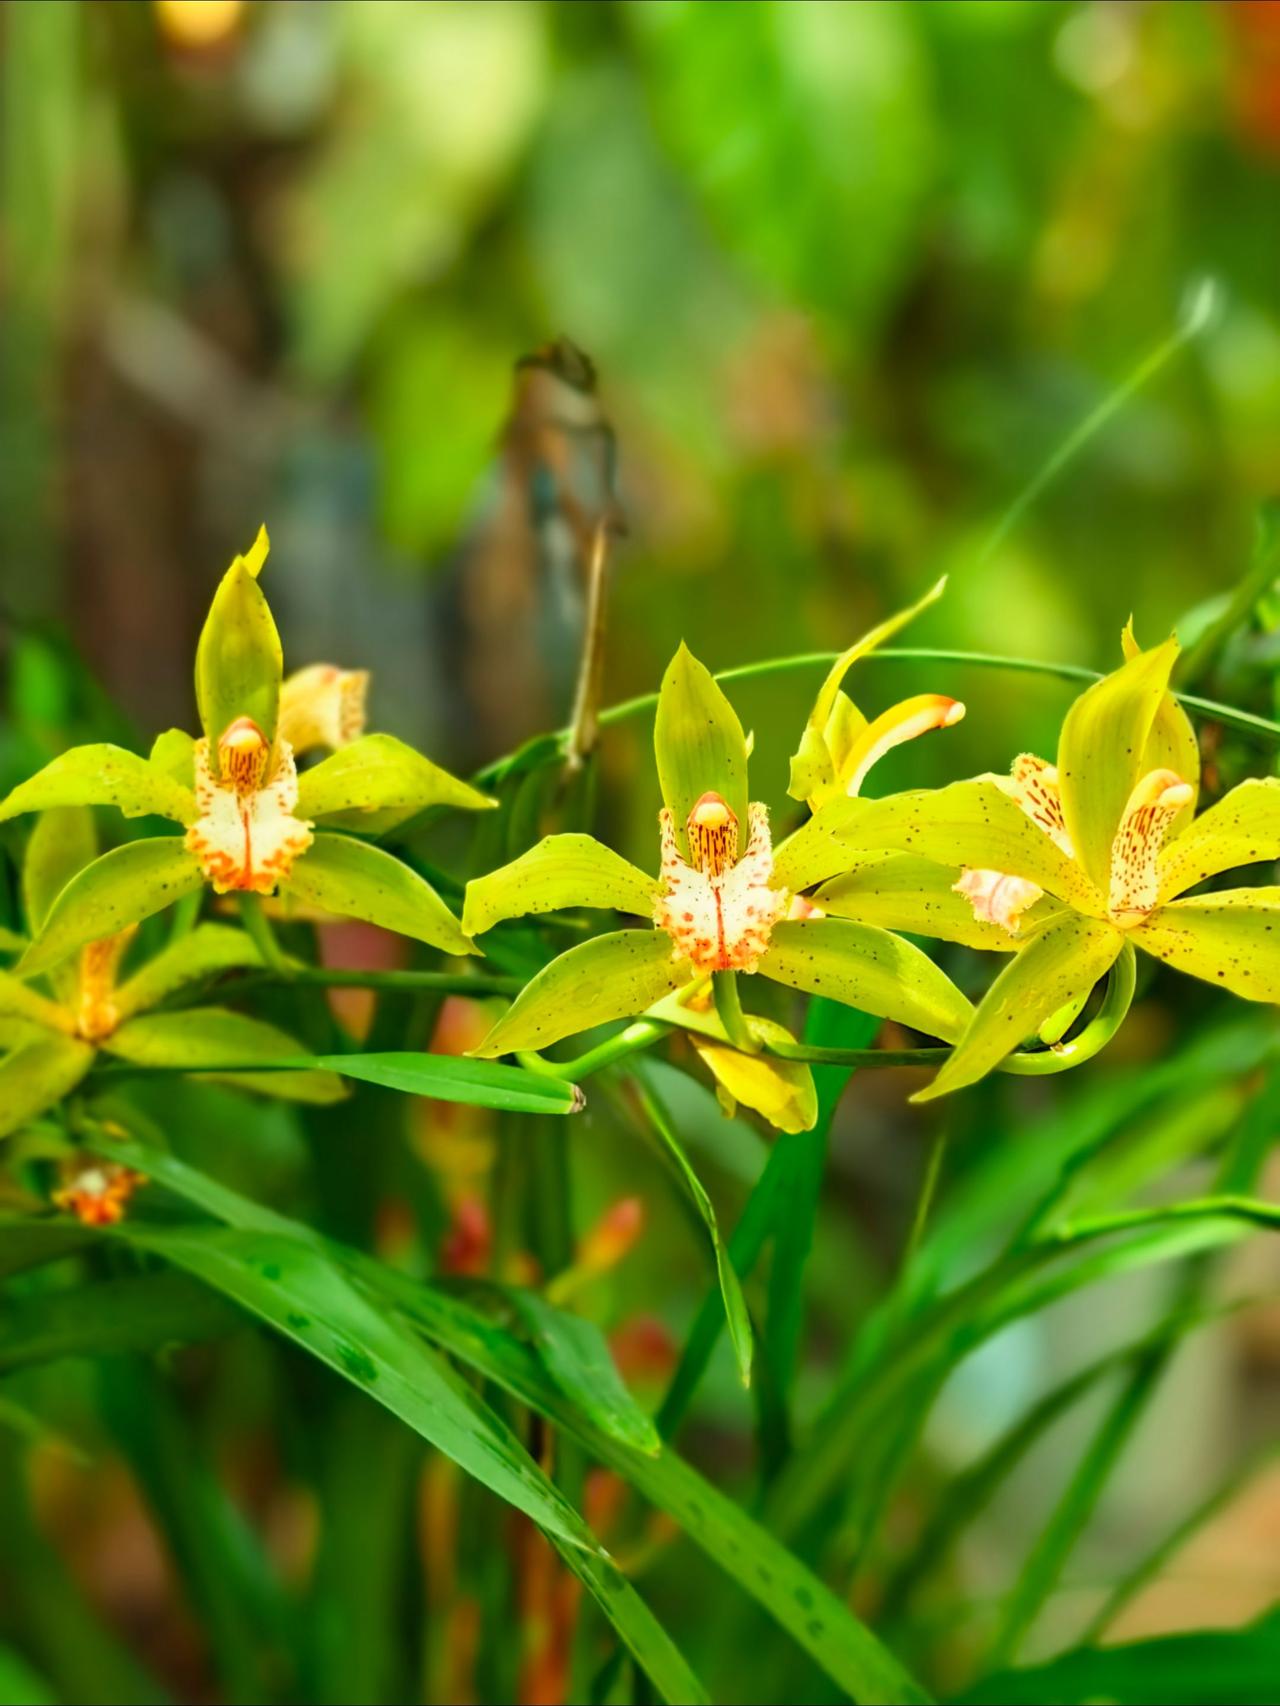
463;835;658;938
296;733;494;825
0;745;196;827
471;930;687;1058
816;854;1060;950
829;781;1101;912
19;840;205;977
1156;778;1280;904
913;912;1124;1102
1134;887;1280;1004
1055;634;1179;893
757;917;974;1043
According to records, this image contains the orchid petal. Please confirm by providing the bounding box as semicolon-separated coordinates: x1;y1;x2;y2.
1056;633;1179;892
0;745;196;827
194;528;282;760
914;912;1124;1102
1123;619;1200;833
816;854;1060;950
296;733;494;826
278;664;369;754
829;780;1102;912
1135;887;1280;1003
471;930;687;1058
22;808;97;958
1108;768;1195;926
757;917;974;1042
282;832;473;957
654;644;749;859
836;695;965;800
19;840;204;977
788;577;947;803
463;835;658;938
691;1015;818;1134
1156;777;1280;903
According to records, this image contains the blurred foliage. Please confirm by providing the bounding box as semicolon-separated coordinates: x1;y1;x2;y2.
2;3;1280;1704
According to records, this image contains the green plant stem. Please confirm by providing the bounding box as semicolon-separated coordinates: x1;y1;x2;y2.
475;643;1280;787
250;967;522;997
236;894;288;975
712;971;758;1053
516;1020;669;1082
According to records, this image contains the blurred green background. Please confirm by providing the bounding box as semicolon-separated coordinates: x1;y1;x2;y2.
3;1;1280;1695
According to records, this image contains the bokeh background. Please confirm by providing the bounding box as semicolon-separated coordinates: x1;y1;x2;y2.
3;1;1280;1698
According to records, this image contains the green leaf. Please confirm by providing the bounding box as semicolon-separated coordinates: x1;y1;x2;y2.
1157;777;1280;902
788;578;947;804
0;1642;57;1705
815;853;1057;951
0;1271;237;1375
915;913;1123;1102
121;1220;708;1704
1137;887;1280;1003
310;1050;584;1115
103;1008;348;1104
22;804;97;932
653;642;749;857
509;1289;661;1455
462;833;659;937
295;731;494;823
1056;634;1180;893
19;838;204;976
632;1070;753;1388
194;526;282;758
112;923;264;1021
77;1127;926;1706
759;917;974;1043
961;1609;1280;1705
282;831;472;956
0;1033;94;1138
829;780;1101;911
0;743;196;826
471;929;685;1057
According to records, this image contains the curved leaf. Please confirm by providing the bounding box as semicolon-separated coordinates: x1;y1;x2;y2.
0;970;70;1033
0;745;195;827
463;834;658;937
510;1290;661;1455
1056;635;1179;892
20;840;204;976
1137;888;1280;1003
1157;777;1280;903
282;831;472;956
112;924;264;1021
311;1051;584;1115
103;1008;347;1104
915;913;1123;1102
0;1034;94;1138
295;732;494;823
815;853;1060;951
149;726;197;788
759;917;974;1043
472;929;685;1057
654;643;749;857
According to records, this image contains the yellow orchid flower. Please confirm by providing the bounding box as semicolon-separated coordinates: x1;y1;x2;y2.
0;529;492;975
814;629;1280;1098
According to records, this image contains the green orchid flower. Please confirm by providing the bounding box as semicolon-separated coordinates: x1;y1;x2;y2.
807;628;1280;1099
0;528;494;976
460;642;976;1130
0;807;346;1140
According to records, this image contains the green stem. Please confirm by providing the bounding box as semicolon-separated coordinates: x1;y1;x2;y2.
475;640;1280;786
712;971;758;1053
903;1126;950;1272
236;893;287;976
515;1020;668;1082
244;967;522;997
